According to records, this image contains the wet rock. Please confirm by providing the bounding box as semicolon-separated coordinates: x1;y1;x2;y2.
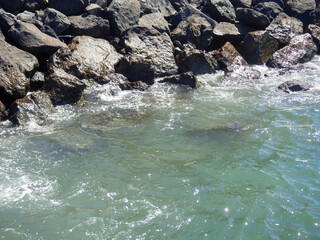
175;47;218;74
266;13;303;47
207;0;236;23
0;32;39;106
8;91;55;126
137;0;176;17
117;26;178;84
253;1;284;20
48;0;87;16
278;80;310;93
267;33;317;68
306;24;320;52
30;71;45;91
24;0;48;12
0;101;6;121
236;7;270;29
171;14;214;49
138;13;170;34
107;0;140;36
8;21;68;56
95;72;128;84
44;68;86;105
284;0;316;17
0;8;16;32
0;0;24;13
238;30;279;65
39;8;71;35
160;71;200;88
119;80;150;91
230;0;251;8
68;14;109;39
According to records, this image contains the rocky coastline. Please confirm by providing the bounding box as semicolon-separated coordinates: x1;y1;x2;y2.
0;0;319;125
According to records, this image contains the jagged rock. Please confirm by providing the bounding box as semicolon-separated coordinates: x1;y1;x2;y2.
8;91;55;125
230;0;251;8
48;0;87;16
176;47;218;74
107;0;140;36
238;30;279;64
236;8;270;29
116;26;178;84
8;21;68;56
0;32;39;106
95;72;128;84
267;33;317;68
266;13;303;47
213;42;244;67
300;7;320;26
119;80;150;91
39;8;71;35
0;101;6;121
0;9;16;32
307;24;320;52
85;4;104;16
0;0;24;13
160;72;200;88
171;14;214;49
278;80;310;93
68;14;109;38
44;68;86;105
285;0;316;17
30;71;45;91
213;22;254;48
207;0;236;22
24;0;48;12
49;36;122;80
138;0;176;17
170;0;204;11
138;13;170;34
253;1;284;20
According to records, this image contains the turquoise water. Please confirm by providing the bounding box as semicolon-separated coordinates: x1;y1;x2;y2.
0;59;320;239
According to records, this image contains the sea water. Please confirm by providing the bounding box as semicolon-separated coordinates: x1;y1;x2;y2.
0;58;320;239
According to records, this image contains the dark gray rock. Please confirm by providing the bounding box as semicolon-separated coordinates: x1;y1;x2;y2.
107;0;140;36
266;12;303;47
160;72;200;88
138;13;170;34
207;0;236;22
0;0;24;13
8;91;55;126
230;0;251;8
307;24;320;52
238;30;279;65
278;80;310;93
236;8;270;29
0;101;6;121
85;4;104;16
285;0;316;17
169;0;204;11
91;0;110;8
48;0;86;16
40;8;71;35
137;0;176;17
68;14;109;39
253;1;284;20
119;80;150;91
267;33;317;68
8;21;68;56
24;0;48;12
30;71;45;91
0;8;16;32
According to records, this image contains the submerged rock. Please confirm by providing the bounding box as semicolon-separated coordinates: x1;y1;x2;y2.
160;71;200;88
8;91;55;126
278;80;310;93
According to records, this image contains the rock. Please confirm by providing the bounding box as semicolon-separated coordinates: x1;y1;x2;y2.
85;4;104;16
138;0;176;17
307;24;320;52
175;47;218;74
285;0;316;17
8;21;68;56
278;80;310;93
24;0;48;12
253;1;284;20
0;0;24;13
138;13;170;34
0;32;39;106
267;33;317;68
49;36;122;80
8;91;55;126
212;22;255;48
44;68;86;105
0;8;16;32
0;101;6;121
68;14;109;39
48;0;86;16
119;80;150;91
116;26;178;84
229;0;251;8
169;0;204;11
238;30;279;64
301;7;320;26
95;72;128;84
91;0;111;8
236;8;270;29
107;0;140;36
30;71;45;91
171;14;214;49
207;0;236;22
160;72;200;88
266;12;303;47
39;8;71;35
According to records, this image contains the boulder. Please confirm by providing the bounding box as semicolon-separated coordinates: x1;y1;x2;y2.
266;13;303;47
307;24;320;52
44;68;86;105
207;0;236;22
107;0;140;36
267;33;317;68
39;8;71;35
229;0;251;8
171;14;214;49
169;0;204;11
138;0;176;17
119;80;150;91
0;0;24;13
24;0;48;12
91;0;110;8
8;91;55;126
116;26;178;84
8;21;68;56
68;14;109;39
253;1;284;20
85;4;104;16
0;101;6;121
236;8;270;29
160;72;200;88
278;80;310;93
30;71;45;91
138;13;170;34
285;0;316;17
0;9;16;32
238;30;279;64
48;0;86;16
0;33;39;106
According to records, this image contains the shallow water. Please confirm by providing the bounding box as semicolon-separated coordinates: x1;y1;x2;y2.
0;58;320;239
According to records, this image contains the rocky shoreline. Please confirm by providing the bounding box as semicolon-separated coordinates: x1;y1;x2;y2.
0;0;319;125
